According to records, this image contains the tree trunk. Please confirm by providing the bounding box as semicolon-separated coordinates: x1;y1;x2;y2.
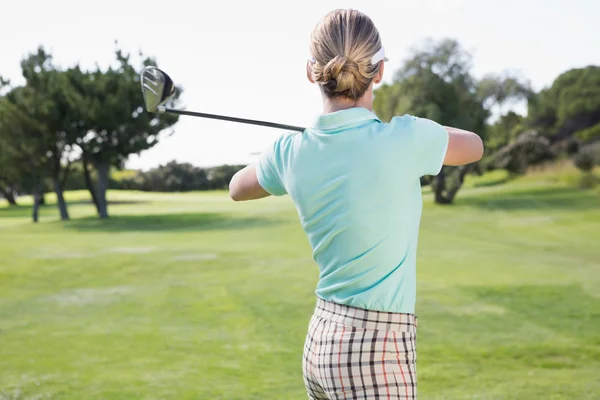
61;160;72;191
445;165;471;203
39;191;46;205
94;160;110;219
433;168;452;204
0;185;18;206
82;158;100;211
53;176;70;220
32;182;42;223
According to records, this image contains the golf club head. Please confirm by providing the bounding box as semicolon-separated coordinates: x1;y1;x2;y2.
140;66;175;113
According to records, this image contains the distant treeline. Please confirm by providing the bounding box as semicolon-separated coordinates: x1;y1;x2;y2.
113;162;246;192
59;162;246;193
4;162;246;206
2;39;599;222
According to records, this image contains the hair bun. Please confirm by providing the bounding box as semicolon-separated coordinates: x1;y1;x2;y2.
323;55;349;81
322;55;361;97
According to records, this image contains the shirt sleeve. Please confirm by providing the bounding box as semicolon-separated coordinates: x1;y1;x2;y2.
255;135;288;196
411;117;449;177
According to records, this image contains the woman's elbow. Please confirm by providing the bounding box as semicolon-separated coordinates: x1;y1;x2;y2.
458;134;483;165
472;135;484;163
228;174;243;201
229;189;242;202
444;132;485;166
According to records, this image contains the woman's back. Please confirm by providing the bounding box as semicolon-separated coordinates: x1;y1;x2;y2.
257;107;448;313
227;9;482;399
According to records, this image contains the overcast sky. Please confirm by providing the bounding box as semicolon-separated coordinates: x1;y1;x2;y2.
2;0;599;170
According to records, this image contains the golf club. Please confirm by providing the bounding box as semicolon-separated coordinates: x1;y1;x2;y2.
140;66;306;132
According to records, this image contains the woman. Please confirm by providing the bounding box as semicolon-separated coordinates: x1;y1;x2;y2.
229;9;483;400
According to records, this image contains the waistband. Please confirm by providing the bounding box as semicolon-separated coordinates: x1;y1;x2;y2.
313;297;417;334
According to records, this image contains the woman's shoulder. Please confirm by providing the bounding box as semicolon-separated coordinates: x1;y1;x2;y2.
373;114;419;141
382;114;446;138
265;131;303;160
385;114;419;129
273;131;302;148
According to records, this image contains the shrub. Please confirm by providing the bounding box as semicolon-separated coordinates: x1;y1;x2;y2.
572;143;600;189
566;138;580;155
575;122;600;143
108;161;247;192
573;148;596;172
492;130;557;175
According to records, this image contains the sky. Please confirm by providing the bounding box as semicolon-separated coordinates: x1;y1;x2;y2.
2;0;599;170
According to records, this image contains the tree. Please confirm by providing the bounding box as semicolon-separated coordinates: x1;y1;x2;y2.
373;38;488;204
6;48;83;220
0;78;20;206
0;95;49;222
69;47;181;218
491;130;556;176
477;72;533;115
487;68;600;176
485;111;525;154
208;165;247;190
573;146;597;173
132;161;210;192
477;72;532;165
0;141;20;206
528;66;600;143
575;123;600;143
572;142;600;189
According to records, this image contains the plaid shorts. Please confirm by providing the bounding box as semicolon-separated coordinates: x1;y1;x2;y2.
302;298;418;399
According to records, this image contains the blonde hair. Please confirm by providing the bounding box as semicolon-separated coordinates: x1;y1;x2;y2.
308;9;384;100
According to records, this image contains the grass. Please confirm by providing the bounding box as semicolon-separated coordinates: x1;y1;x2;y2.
0;175;599;399
463;160;600;190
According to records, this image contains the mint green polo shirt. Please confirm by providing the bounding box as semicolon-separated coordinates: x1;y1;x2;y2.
256;107;448;314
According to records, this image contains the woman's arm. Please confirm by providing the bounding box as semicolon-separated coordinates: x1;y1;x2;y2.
443;127;484;166
229;164;271;202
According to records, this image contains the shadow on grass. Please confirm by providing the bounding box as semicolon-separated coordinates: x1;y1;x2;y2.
0;204;46;218
65;199;150;206
0;200;150;218
457;185;600;211
60;212;281;232
467;284;600;340
473;175;516;188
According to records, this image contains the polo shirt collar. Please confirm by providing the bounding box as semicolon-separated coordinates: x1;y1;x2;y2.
311;107;381;131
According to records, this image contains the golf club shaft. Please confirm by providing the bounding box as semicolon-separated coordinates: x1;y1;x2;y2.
157;106;305;132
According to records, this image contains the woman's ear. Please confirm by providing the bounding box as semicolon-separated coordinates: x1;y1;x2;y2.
373;63;385;84
373;61;385;85
306;61;315;84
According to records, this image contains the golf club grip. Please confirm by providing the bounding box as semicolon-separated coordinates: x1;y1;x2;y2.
160;107;306;132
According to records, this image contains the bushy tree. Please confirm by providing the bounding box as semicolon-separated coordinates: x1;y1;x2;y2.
1;45;181;220
575;123;600;143
491;130;557;175
0;130;20;206
0;78;18;205
485;111;525;154
208;165;247;190
477;72;533;114
528;66;600;142
0;48;84;220
133;161;210;192
572;143;600;188
573;147;596;173
69;47;181;218
373;38;489;204
0;93;51;221
113;162;246;192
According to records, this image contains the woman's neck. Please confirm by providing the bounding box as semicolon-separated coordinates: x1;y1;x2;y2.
322;92;373;114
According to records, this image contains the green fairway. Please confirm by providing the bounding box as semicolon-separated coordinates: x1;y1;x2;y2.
1;178;599;399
